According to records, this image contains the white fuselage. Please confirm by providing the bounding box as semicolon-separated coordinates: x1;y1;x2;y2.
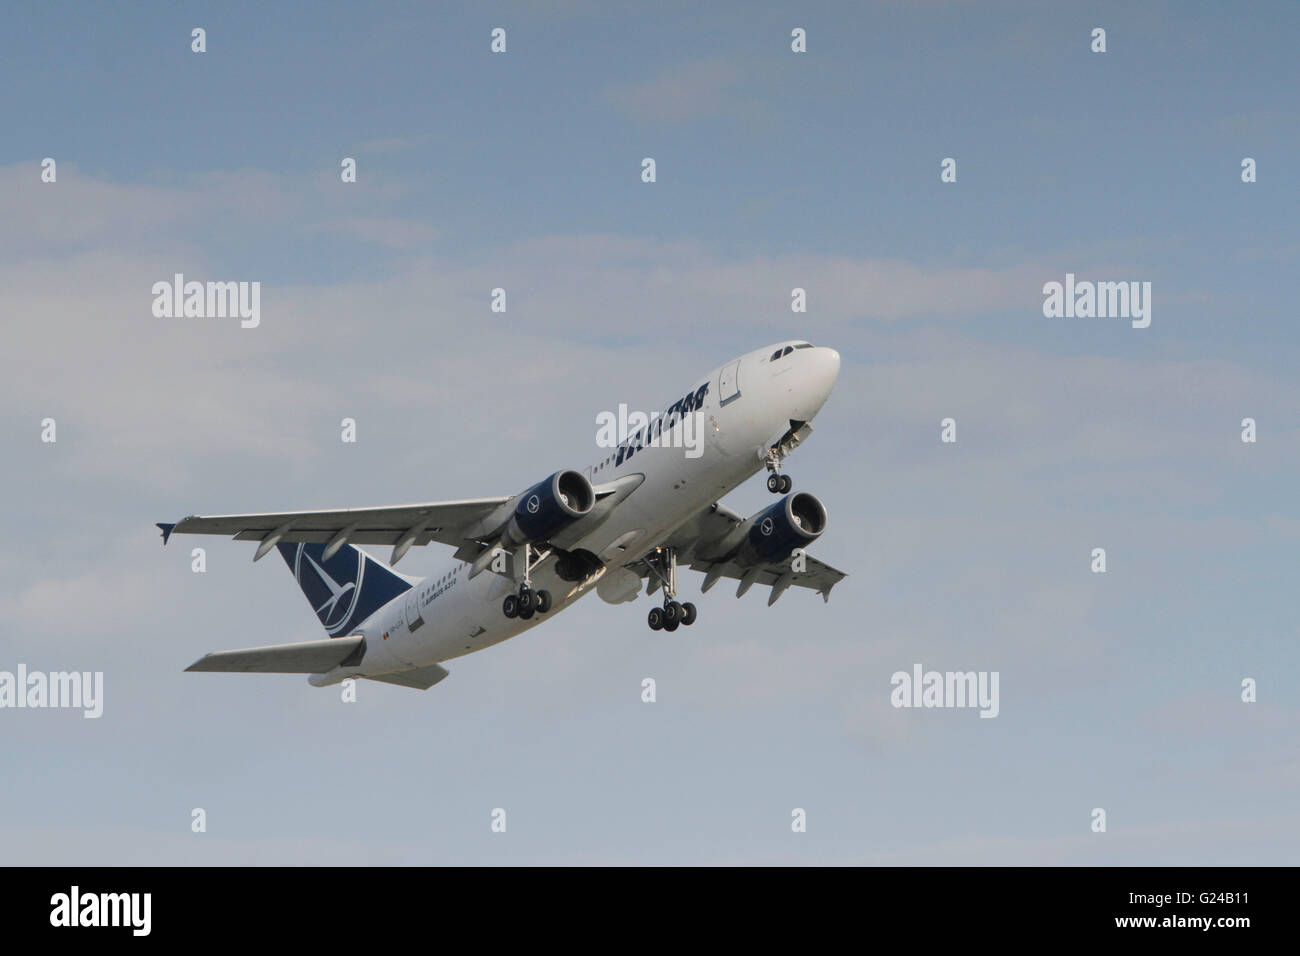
329;342;840;680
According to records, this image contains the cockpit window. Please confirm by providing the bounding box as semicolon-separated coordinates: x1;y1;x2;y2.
772;343;813;362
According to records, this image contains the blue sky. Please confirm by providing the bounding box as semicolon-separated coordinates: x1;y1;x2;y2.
1;1;1297;864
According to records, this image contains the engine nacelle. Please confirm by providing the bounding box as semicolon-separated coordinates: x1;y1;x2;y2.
500;470;596;547
740;492;828;565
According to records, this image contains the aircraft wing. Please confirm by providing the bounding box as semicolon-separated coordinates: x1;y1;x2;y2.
158;496;513;563
650;501;847;604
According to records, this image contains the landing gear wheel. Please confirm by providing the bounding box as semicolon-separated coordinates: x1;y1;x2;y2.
535;589;552;613
767;473;781;493
648;607;664;630
779;474;793;493
663;616;680;632
517;589;535;614
502;595;519;618
680;602;697;626
663;601;681;625
520;605;535;620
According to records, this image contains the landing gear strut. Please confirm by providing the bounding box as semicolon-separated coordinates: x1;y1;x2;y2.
501;541;552;619
763;420;811;493
764;449;793;494
642;546;697;632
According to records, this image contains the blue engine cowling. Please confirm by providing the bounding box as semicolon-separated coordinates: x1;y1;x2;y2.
501;470;596;547
741;492;828;564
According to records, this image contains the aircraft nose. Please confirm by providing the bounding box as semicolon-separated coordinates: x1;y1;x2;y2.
820;347;841;386
810;346;840;401
789;346;840;420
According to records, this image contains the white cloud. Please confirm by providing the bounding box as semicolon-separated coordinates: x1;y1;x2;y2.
603;59;744;124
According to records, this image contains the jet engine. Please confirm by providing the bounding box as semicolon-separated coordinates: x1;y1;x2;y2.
739;492;828;564
499;469;596;547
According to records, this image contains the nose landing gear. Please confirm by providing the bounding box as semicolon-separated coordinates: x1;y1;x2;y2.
766;472;792;494
763;420;812;493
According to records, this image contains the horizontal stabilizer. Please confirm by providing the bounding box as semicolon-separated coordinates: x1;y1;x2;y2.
365;664;451;690
186;635;364;674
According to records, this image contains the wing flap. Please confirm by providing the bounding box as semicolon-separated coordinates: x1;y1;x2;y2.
364;664;451;690
689;553;846;599
185;635;365;674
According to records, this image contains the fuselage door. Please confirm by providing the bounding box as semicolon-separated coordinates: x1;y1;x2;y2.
405;591;424;633
719;360;741;406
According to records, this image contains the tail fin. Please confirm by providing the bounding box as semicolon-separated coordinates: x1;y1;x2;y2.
277;542;416;636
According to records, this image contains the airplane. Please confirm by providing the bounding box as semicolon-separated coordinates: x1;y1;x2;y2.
157;341;846;691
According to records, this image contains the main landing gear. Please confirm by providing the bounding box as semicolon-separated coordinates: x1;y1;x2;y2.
648;599;696;632
642;546;698;632
501;541;552;620
503;585;552;620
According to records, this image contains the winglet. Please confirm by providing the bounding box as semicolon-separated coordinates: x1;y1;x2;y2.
156;522;176;545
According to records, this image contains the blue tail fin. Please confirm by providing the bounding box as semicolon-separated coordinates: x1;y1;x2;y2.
277;542;415;636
